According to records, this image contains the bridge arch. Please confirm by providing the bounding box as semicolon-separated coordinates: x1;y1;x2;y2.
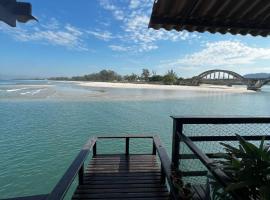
196;69;244;81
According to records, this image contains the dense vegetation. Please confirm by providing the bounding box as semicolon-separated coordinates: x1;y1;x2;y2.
49;69;184;85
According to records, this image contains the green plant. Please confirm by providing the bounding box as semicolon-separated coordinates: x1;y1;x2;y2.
171;170;194;199
211;135;270;200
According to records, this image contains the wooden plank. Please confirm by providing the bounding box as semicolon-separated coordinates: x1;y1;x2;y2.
172;119;181;169
98;135;153;139
75;187;168;194
153;136;179;199
73;154;169;200
84;172;162;177
180;133;241;199
171;116;270;124
77;183;167;189
83;176;162;181
73;197;170;200
82;179;162;185
189;135;270;142
182;170;208;177
91;154;156;159
73;192;169;199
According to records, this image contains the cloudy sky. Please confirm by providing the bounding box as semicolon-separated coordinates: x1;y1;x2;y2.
1;0;270;78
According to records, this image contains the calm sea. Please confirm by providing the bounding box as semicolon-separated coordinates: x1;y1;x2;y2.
0;80;270;198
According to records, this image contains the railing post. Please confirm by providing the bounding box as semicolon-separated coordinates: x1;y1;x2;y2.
93;143;97;157
126;137;129;156
152;139;156;155
172;119;182;170
78;164;84;185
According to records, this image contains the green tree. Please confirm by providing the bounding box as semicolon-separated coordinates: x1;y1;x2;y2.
141;68;150;81
124;73;138;82
163;70;178;85
149;75;163;82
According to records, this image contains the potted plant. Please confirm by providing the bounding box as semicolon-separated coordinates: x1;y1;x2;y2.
210;135;270;200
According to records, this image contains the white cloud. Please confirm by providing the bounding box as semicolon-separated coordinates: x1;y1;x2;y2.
87;30;114;41
98;0;198;53
99;0;125;20
0;18;88;51
175;41;270;67
109;45;131;51
158;40;270;76
129;0;140;9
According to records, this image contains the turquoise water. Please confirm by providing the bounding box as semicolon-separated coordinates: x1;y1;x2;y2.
0;80;270;198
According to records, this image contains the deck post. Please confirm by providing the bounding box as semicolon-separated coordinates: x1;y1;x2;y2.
78;164;84;185
152;140;156;155
126;137;130;155
172;118;182;170
93;143;97;157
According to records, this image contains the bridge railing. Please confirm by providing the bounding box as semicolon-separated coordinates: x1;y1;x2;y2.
171;116;270;199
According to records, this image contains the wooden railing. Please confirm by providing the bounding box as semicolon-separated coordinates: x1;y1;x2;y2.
45;135;178;200
171;116;270;199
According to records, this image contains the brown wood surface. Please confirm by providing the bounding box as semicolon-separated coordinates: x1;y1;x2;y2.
72;154;170;200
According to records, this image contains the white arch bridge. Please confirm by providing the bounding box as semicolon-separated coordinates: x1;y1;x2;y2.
188;70;270;91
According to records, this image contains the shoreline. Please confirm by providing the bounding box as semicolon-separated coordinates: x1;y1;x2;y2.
74;81;253;93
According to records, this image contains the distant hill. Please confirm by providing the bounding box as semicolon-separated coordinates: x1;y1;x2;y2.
244;73;270;79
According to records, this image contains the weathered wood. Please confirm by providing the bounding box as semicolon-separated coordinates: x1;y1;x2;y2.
189;135;270;142
126;137;129;155
93;143;96;157
73;154;169;200
171;116;270;124
98;135;153;139
152;140;156;155
153;136;179;200
47;137;97;200
180;133;241;199
172;119;181;169
79;165;84;185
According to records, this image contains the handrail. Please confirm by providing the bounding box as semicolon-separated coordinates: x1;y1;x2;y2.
46;137;97;200
171;116;270;124
23;135;178;200
180;133;241;199
3;194;49;200
188;135;270;141
98;135;153;139
171;116;270;200
153;136;179;200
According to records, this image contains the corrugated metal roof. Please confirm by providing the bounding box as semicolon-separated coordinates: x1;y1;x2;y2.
149;0;270;37
0;0;36;27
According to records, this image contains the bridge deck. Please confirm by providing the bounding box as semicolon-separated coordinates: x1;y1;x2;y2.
72;154;170;200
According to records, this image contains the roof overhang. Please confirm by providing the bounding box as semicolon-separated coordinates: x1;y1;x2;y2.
0;0;37;27
149;0;270;37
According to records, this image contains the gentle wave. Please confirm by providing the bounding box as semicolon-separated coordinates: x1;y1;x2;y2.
6;88;27;92
20;89;43;96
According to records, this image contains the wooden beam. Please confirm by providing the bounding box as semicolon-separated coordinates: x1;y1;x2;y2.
153;136;179;200
172;119;181;169
47;137;97;200
188;135;270;142
180;134;241;199
98;135;153;139
171;116;270;124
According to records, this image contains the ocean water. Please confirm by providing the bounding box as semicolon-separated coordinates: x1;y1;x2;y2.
0;80;270;198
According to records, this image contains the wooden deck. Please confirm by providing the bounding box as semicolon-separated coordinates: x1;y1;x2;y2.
72;154;170;200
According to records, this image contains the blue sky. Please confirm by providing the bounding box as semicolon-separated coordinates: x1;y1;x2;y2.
1;0;270;79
